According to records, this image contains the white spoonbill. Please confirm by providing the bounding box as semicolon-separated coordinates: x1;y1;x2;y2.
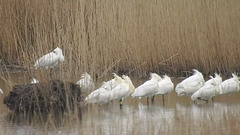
76;72;95;92
31;78;39;84
34;47;64;69
218;73;240;95
132;73;162;104
175;69;205;96
191;73;222;102
153;75;174;104
110;75;135;103
84;87;111;104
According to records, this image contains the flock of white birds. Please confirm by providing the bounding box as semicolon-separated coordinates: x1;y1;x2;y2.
1;47;240;106
82;70;240;105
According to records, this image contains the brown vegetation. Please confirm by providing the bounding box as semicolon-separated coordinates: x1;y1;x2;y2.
3;80;83;113
0;0;240;80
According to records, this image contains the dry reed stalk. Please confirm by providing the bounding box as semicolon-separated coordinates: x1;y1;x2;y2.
0;0;239;81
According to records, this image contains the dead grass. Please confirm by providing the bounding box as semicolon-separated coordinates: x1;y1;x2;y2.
0;0;240;81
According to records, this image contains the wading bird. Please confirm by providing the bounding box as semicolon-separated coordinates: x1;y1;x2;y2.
175;69;205;96
34;47;64;69
191;73;222;102
218;73;240;95
153;75;174;105
110;75;135;105
132;73;162;104
76;72;95;92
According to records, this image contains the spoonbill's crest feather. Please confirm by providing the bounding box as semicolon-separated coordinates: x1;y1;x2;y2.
205;73;222;86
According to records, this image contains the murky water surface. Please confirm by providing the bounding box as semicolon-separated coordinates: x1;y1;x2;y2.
0;73;240;135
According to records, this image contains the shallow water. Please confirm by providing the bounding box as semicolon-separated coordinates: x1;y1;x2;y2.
0;73;240;135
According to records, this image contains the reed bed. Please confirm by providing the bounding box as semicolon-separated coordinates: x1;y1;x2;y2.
1;0;240;82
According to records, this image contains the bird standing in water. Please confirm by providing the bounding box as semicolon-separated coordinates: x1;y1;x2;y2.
175;69;205;96
191;73;222;102
132;73;161;105
110;75;135;108
153;75;174;105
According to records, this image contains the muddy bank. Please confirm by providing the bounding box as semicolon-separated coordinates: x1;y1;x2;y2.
3;80;83;113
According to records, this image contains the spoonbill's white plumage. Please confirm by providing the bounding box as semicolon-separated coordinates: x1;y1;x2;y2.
218;73;240;95
84;73;123;104
0;88;3;95
154;75;174;104
34;47;64;69
84;87;111;104
101;73;123;91
31;78;39;84
132;73;161;104
76;72;95;91
175;69;205;96
110;75;135;103
191;73;222;102
155;75;174;95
